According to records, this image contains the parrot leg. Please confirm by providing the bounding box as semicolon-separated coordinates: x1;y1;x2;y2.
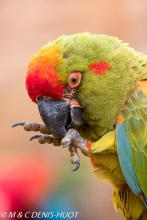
12;121;52;135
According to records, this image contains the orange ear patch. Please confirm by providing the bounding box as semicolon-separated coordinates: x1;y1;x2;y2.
88;61;111;75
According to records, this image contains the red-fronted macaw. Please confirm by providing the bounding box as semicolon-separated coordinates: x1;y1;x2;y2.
13;33;147;219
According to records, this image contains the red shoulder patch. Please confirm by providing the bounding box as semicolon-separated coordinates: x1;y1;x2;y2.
86;141;92;149
117;114;125;124
88;61;111;75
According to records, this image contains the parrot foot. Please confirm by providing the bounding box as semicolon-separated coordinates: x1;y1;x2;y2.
12;121;52;135
12;122;88;171
61;129;89;171
30;134;61;146
61;128;89;157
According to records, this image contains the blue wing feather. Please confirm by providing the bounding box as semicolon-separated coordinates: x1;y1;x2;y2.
116;123;143;196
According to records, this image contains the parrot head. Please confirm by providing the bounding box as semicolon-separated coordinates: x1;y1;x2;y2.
26;33;142;141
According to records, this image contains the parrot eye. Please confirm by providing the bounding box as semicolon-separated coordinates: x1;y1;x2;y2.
68;72;82;88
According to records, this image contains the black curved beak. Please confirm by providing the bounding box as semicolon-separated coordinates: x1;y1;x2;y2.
37;97;85;139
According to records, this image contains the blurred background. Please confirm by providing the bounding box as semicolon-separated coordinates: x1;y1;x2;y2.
1;0;147;219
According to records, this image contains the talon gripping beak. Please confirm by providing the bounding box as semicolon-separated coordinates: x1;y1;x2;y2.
37;97;69;138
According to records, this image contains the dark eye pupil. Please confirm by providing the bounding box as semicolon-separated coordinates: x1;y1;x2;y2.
71;77;77;83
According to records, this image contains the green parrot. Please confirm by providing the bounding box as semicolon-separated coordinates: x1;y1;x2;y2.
13;33;147;219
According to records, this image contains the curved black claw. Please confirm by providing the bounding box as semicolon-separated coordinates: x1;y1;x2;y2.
12;121;26;127
30;134;42;141
62;140;71;148
71;161;80;171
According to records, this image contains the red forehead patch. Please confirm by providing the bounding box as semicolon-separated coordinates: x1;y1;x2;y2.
89;61;111;75
25;44;64;102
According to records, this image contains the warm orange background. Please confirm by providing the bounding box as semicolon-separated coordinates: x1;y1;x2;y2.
1;1;147;219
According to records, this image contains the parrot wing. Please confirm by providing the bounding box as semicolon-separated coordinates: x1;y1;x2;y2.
116;80;147;207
